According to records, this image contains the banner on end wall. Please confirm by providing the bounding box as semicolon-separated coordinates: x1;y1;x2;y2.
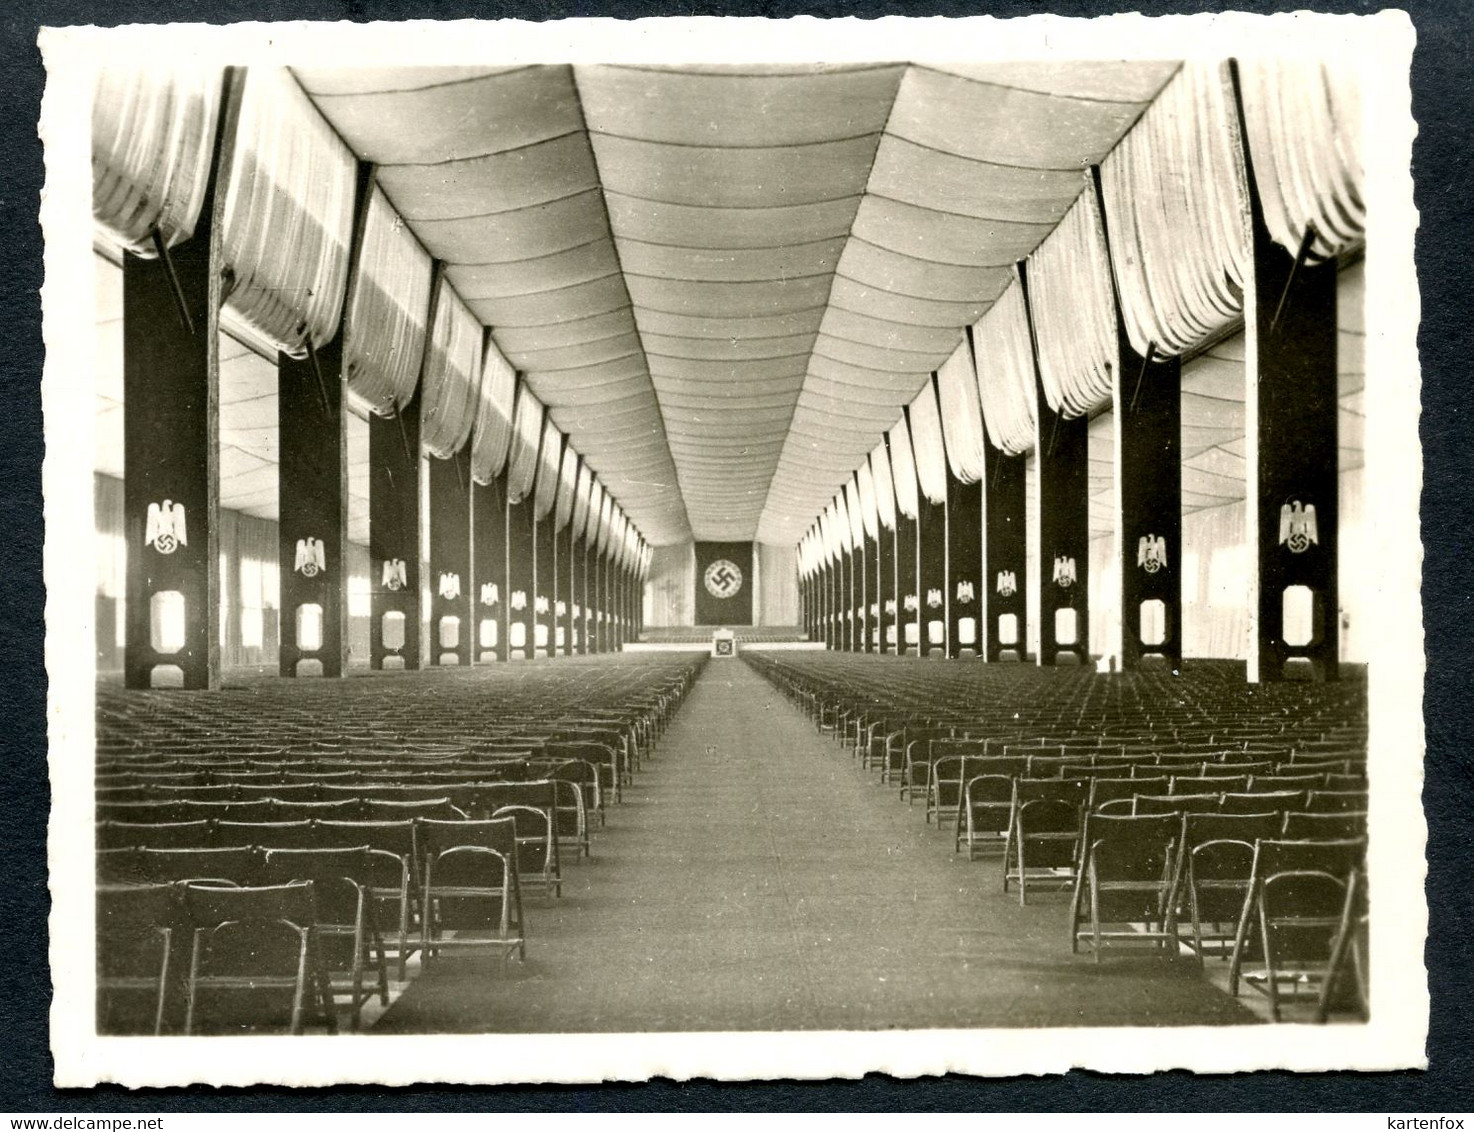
694;541;754;626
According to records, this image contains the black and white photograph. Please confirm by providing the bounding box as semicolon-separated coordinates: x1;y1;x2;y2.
38;11;1426;1087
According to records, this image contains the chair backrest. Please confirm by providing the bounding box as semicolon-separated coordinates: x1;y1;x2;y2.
1170;775;1250;795
1306;790;1370;813
182;880;316;931
1082;812;1179;877
1221;790;1306;814
97;820;212;851
1135;793;1220;816
1252;837;1367;883
1091;777;1163;807
363;798;466;822
1016;797;1083;834
1182;811;1284;848
210;820;318;850
1281;811;1368;840
1249;774;1325;791
97;883;180;977
138;846;261;886
270;799;365;822
1013;777;1089;808
418;817;519;859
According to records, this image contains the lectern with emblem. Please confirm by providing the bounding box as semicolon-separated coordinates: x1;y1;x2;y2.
711;628;737;658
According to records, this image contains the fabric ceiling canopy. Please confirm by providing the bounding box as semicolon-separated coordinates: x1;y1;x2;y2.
469;334;517;485
296;60;1178;546
935;339;986;483
419;275;483;460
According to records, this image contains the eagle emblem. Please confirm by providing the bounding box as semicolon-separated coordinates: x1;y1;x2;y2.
926;589;943;609
1136;535;1168;574
956;580;975;605
869;603;880;619
534;595;550;615
1279;500;1319;554
996;570;1017;598
1052;555;1077;588
884;599;897;616
480;583;499;607
294;537;326;577
555;600;567;618
381;558;407;591
510;590;527;611
902;593;919;613
437;572;461;601
144;500;187;555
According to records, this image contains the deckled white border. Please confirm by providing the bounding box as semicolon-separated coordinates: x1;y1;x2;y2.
40;10;1426;1087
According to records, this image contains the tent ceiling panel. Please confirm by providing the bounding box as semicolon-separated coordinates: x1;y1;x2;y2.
603;193;860;250
615;238;846;283
817;307;967;354
491;309;638;353
811;335;948;374
623;273;835;319
445;241;621;298
639;331;820;362
464;273;633;329
497;331;647;373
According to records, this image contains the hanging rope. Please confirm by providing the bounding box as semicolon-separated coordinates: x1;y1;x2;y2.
936;340;986;484
1029;187;1117;418
92;66;221;256
1239;58;1365;262
1100;61;1251;357
418;277;483;460
218;68;356;359
972;282;1037;456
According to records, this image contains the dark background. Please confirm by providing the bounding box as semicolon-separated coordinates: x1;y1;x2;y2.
695;541;754;626
4;0;1471;1112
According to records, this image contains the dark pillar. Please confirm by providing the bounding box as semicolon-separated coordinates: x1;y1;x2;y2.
839;547;852;651
948;473;983;659
122;73;237;691
916;501;948;662
428;451;472;666
574;537;589;655
981;430;1028;664
369;393;422;670
1229;64;1341;683
278;338;347;679
877;521;895;655
507;493;536;660
1022;262;1090;667
472;475;507;663
533;512;553;658
859;527;874;654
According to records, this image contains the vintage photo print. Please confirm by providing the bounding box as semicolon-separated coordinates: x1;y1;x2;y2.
39;11;1424;1087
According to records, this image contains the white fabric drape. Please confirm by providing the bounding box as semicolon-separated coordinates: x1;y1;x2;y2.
571;465;594;542
936;340;986;484
844;479;866;550
1239;58;1365;262
818;505;836;565
907;381;948;506
219;68;356;358
857;462;880;541
889;418;921;522
343;185;433;419
1100;61;1250;358
596;496;614;558
419;278;483;460
469;334;517;484
1029;187;1117;418
505;385;544;505
532;419;563;521
834;492;855;555
585;479;605;544
554;447;579;532
972;282;1037;456
92;67;222;255
871;441;897;532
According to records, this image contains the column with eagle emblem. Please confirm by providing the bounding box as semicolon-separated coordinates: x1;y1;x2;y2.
1020;261;1090;667
428;450;472;667
1090;168;1185;672
121;71;242;690
981;430;1028;664
1229;63;1342;682
472;470;507;663
368;393;422;672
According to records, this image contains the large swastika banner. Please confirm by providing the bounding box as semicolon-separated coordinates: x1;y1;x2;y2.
694;541;754;626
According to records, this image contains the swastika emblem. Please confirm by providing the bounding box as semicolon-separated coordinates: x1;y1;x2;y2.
704;559;743;600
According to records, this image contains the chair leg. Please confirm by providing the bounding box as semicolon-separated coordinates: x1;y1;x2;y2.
183;932;203;1036
1090;870;1102;964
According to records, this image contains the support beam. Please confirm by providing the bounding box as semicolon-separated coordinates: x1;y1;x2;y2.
948;472;983;659
859;522;874;654
472;474;507;663
122;71;237;690
427;451;472;666
1022;262;1090;667
533;511;554;658
877;518;895;656
1230;63;1342;683
506;492;535;660
980;427;1027;663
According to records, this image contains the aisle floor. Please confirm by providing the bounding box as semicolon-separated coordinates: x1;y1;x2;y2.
375;659;1257;1032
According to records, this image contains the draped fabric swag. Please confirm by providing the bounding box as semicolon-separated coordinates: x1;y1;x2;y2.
845;478;866;551
888;417;921;522
586;480;605;546
871;442;897;532
219;68;356;359
418;277;483;460
343;185;434;419
532;419;563;521
907;381;949;507
505;385;544;505
1029;187;1117;418
571;466;593;542
1238;59;1365;262
857;462;880;541
468;337;517;485
92;67;222;255
972;282;1038;456
1100;62;1250;358
936;340;986;484
554;447;579;532
835;490;855;554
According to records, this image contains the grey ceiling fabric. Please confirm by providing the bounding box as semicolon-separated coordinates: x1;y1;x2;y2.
296;60;1179;548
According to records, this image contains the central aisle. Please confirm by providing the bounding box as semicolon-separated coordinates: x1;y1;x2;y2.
377;657;1255;1032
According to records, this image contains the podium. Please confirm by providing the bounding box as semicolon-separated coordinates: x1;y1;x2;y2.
711;628;737;658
